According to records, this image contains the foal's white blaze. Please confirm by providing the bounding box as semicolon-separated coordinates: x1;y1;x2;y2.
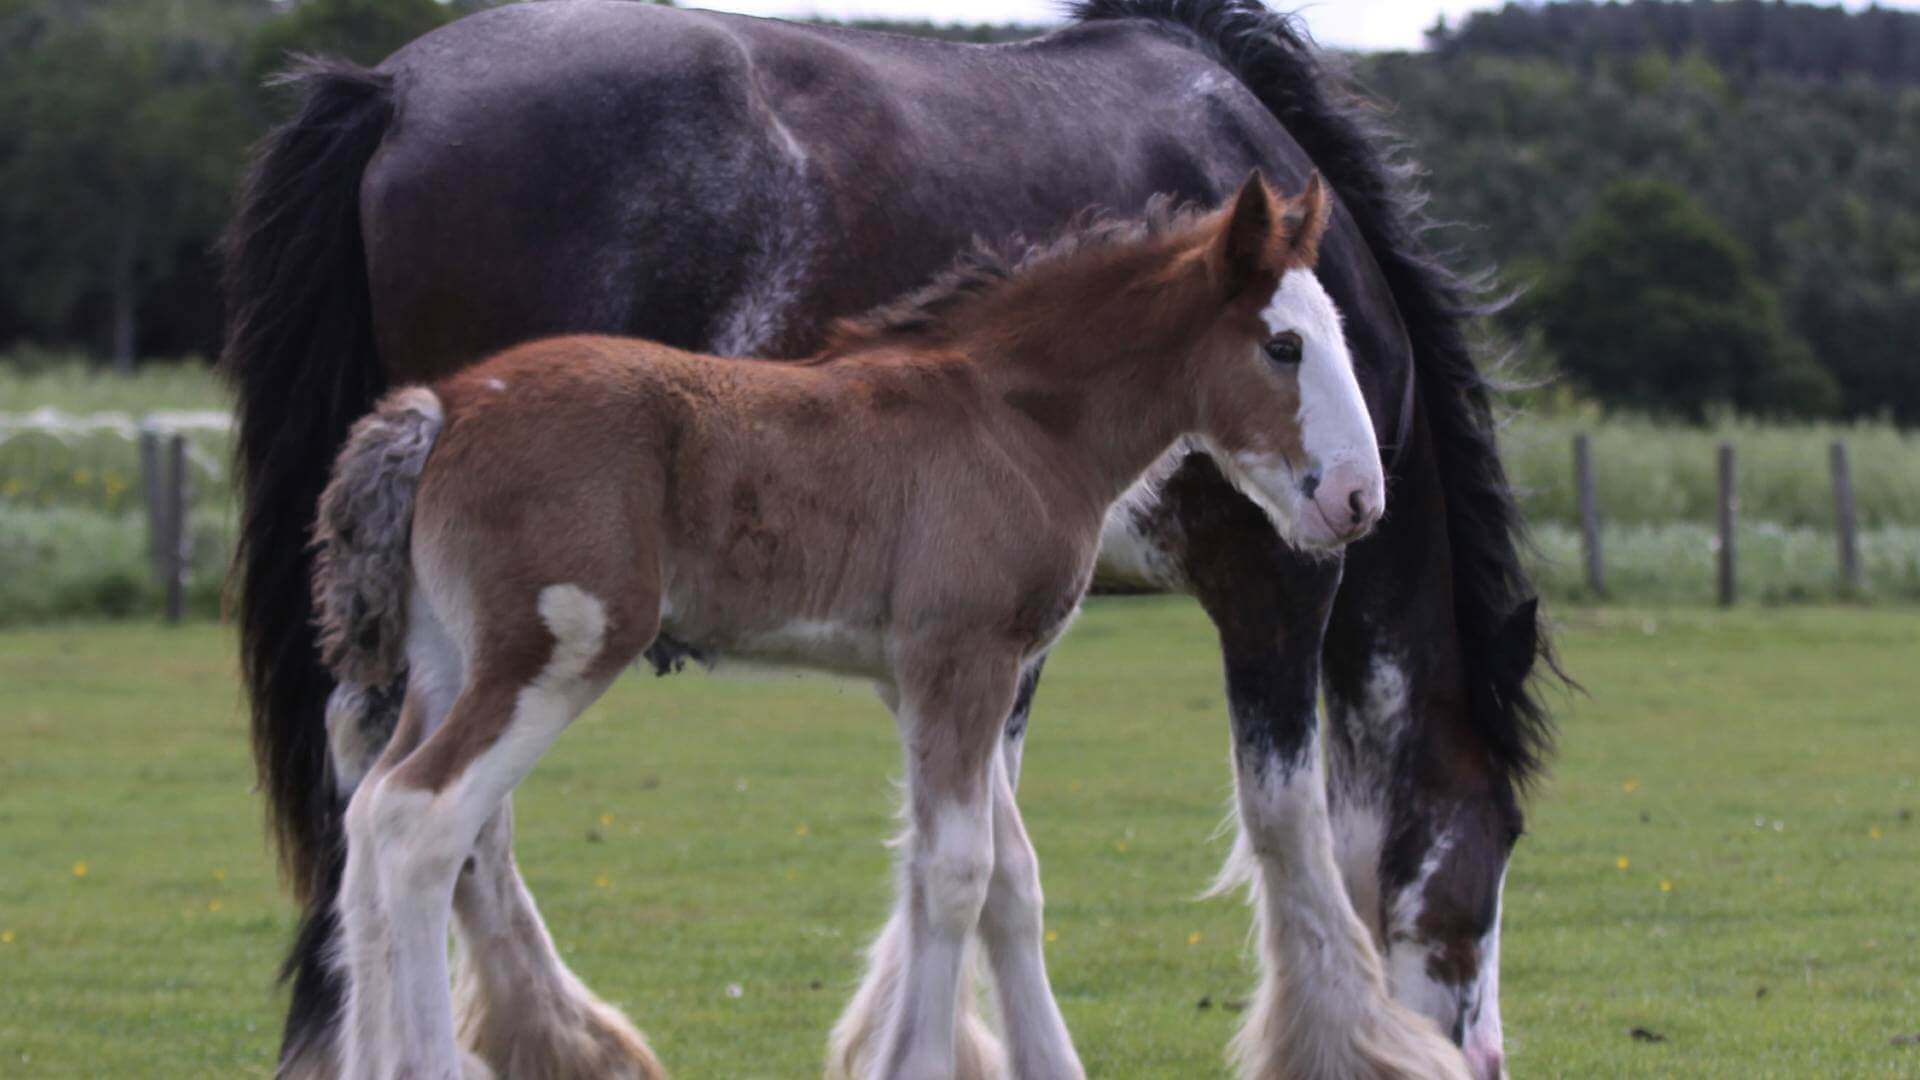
1215;269;1385;550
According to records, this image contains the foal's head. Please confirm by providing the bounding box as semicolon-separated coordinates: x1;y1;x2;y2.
1178;172;1384;550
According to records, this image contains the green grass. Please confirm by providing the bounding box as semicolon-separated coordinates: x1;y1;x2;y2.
2;600;1916;1076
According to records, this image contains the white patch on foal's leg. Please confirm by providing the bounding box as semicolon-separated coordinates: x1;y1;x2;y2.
878;797;996;1078
337;582;617;1080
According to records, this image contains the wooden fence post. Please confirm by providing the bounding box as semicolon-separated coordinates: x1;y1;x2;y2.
1574;433;1605;597
1717;442;1737;607
1830;440;1861;597
138;427;164;582
163;433;189;624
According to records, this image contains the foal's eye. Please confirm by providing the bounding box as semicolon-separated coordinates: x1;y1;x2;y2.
1264;332;1304;366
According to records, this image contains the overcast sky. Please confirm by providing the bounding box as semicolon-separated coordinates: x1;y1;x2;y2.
690;0;1920;52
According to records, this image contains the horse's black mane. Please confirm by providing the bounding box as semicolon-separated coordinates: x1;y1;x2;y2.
1071;0;1561;788
824;195;1202;351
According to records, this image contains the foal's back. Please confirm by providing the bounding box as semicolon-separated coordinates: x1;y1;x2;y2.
413;334;1090;679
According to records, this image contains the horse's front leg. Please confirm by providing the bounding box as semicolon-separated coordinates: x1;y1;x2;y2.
1209;565;1468;1080
1162;456;1465;1080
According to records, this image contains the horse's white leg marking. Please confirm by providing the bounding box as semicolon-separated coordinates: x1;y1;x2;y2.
339;583;613;1079
453;799;663;1078
1224;730;1470;1080
977;751;1083;1079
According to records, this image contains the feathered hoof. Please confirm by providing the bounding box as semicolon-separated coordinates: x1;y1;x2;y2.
1230;991;1471;1080
464;996;667;1080
825;1012;1007;1080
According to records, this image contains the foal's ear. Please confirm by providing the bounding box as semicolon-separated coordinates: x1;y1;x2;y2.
1278;172;1331;268
1217;170;1282;296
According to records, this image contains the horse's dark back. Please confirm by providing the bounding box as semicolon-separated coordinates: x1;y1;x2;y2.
360;2;1406;429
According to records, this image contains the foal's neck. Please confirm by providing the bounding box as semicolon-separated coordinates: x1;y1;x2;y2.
968;292;1206;511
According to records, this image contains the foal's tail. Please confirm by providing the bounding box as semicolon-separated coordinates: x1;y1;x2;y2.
312;387;445;689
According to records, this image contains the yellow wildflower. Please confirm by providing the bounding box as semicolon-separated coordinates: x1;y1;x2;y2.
1615;856;1629;871
72;861;88;878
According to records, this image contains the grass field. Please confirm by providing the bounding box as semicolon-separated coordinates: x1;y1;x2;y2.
2;600;1916;1076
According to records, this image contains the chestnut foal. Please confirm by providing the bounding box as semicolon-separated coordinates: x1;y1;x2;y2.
311;173;1381;1079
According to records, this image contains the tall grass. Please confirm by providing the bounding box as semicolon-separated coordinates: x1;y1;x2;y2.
0;506;230;624
0;354;231;413
1503;410;1920;528
5;358;1920;617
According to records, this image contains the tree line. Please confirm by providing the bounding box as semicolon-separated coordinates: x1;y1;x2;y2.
2;0;1916;424
1360;1;1920;423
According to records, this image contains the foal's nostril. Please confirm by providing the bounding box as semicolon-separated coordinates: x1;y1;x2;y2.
1348;488;1365;522
1300;473;1321;499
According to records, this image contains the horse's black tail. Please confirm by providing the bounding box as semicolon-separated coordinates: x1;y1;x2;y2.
219;55;394;1074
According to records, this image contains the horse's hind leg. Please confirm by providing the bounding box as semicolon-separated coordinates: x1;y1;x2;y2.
453;797;664;1078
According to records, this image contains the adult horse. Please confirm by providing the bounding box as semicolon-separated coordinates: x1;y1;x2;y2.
222;1;1554;1076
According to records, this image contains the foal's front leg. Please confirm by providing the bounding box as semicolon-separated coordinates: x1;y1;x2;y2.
876;648;1023;1079
829;658;1055;1080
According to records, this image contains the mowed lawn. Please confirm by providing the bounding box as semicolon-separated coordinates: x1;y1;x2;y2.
1;600;1916;1077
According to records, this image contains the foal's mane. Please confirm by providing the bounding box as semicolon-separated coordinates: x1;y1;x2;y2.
1071;0;1563;789
818;195;1207;357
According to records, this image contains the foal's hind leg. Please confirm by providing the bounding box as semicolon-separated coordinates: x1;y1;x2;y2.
452;798;664;1078
338;583;653;1078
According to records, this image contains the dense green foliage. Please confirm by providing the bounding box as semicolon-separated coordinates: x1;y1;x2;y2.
3;0;1918;422
1530;178;1836;418
1358;3;1920;422
0;0;498;367
4;605;1917;1074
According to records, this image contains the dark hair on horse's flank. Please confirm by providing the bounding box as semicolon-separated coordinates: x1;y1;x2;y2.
1072;0;1563;789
